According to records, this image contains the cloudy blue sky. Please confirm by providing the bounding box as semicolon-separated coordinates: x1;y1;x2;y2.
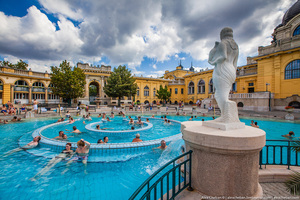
0;0;295;77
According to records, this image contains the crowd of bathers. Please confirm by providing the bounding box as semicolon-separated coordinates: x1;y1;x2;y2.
1;101;17;116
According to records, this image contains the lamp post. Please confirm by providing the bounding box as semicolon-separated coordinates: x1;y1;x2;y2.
266;83;271;111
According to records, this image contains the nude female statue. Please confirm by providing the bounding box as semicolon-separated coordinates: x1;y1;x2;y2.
208;27;240;123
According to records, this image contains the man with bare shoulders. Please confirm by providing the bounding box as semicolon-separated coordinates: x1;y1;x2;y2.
33;99;39;114
54;131;68;140
132;134;143;142
66;126;81;134
156;140;167;150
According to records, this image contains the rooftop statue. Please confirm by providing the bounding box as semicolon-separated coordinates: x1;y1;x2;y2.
208;27;240;123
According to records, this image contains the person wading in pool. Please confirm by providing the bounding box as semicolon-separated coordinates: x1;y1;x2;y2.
1;136;41;158
71;139;90;164
132;134;143;143
54;131;68;140
65;126;81;134
30;143;74;181
282;131;295;140
155;140;168;150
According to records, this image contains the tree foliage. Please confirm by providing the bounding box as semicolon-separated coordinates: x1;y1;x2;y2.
156;85;171;105
50;60;86;100
103;65;137;106
0;59;28;70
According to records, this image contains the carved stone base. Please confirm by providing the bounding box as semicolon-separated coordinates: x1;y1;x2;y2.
203;120;245;131
181;121;266;198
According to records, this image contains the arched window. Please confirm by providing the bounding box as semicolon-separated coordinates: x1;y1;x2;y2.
189;101;193;105
293;25;300;36
0;79;3;91
15;80;28;86
153;88;156;97
32;82;45;93
32;82;45;87
209;79;214;93
237;102;244;107
144;100;149;104
48;84;59;101
144;86;149;96
285;60;300;79
289;101;300;109
197;79;205;94
188;81;194;94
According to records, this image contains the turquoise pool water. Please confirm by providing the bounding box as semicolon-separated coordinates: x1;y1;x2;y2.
0;115;299;200
41;116;181;143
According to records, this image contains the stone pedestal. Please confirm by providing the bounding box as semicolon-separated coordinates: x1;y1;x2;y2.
181;121;265;199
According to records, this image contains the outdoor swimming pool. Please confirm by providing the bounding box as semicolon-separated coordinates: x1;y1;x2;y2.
0;115;299;200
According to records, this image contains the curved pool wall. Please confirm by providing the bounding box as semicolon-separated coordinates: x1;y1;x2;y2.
85;120;153;134
30;117;182;160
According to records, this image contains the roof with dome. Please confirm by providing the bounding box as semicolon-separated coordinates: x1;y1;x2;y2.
276;0;300;29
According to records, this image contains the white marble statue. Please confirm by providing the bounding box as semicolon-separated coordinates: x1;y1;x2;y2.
208;27;240;123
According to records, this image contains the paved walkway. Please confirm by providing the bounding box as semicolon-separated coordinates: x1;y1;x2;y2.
261;182;299;199
176;183;299;200
176;166;300;200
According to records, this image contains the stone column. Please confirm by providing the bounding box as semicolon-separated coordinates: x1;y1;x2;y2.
29;86;32;103
181;121;265;199
45;87;48;104
10;85;14;103
85;79;89;98
101;76;104;98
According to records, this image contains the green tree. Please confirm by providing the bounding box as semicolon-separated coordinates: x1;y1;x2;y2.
0;60;13;67
50;60;86;106
103;65;137;107
89;85;98;96
14;60;28;70
0;60;28;70
156;85;171;106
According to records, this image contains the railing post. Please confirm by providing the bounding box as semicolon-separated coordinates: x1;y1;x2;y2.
287;141;291;170
146;183;150;200
259;150;262;169
187;151;193;191
172;162;175;198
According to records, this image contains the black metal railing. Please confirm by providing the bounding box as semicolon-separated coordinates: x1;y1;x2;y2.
260;139;300;169
129;150;193;200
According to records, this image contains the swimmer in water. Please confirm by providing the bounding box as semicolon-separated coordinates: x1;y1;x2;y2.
1;136;41;158
30;143;74;181
154;140;168;150
65;126;81;134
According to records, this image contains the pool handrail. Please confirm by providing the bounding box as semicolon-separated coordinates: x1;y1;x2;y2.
260;139;300;169
129;150;193;200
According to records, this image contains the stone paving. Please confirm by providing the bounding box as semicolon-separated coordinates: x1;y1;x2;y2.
261;182;299;199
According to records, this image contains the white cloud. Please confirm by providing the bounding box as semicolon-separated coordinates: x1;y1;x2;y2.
153;64;157;69
38;0;83;20
0;0;296;72
146;70;165;78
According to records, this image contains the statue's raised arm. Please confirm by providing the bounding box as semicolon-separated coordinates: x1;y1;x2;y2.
208;27;240;124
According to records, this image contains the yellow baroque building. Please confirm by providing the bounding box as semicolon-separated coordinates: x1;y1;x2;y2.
0;1;299;111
